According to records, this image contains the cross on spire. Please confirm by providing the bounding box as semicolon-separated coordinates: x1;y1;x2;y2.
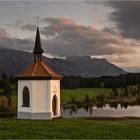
37;17;39;26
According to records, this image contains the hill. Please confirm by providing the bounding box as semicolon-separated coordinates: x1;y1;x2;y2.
0;48;127;77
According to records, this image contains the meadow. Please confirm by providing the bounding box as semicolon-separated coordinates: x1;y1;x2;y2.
0;118;140;139
61;88;111;104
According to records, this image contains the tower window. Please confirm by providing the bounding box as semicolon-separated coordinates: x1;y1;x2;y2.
22;86;30;107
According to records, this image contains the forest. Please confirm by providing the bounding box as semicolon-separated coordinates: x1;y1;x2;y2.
1;72;140;93
61;73;140;89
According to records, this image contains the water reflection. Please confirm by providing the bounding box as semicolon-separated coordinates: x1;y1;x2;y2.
61;103;140;118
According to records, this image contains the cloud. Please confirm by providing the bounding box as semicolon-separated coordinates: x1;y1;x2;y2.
0;28;9;38
0;37;33;51
43;17;76;26
105;55;133;64
41;17;134;57
14;19;36;31
0;18;135;58
108;1;140;39
15;20;23;27
0;27;33;51
103;27;120;36
123;67;140;73
21;24;36;31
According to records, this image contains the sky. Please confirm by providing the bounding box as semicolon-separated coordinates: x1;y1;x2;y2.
0;1;140;72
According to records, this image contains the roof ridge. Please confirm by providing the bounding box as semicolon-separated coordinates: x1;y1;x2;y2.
40;61;52;77
32;61;38;76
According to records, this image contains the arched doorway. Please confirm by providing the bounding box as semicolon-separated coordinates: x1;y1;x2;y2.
22;86;30;107
52;95;58;115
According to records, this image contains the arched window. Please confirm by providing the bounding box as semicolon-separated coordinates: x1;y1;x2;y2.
22;86;30;107
52;95;58;115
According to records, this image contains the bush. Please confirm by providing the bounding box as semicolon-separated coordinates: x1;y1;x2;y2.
111;88;119;98
0;96;9;111
69;97;77;104
96;94;105;102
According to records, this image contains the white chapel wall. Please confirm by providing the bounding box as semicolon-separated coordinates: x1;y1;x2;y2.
50;80;61;116
18;80;32;112
18;79;61;117
31;80;50;112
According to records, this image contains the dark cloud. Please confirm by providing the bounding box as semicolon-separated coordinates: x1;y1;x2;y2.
103;27;120;36
0;28;33;51
109;1;140;39
41;17;133;57
0;37;33;51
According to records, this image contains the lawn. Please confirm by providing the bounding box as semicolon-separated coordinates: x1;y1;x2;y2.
0;118;140;139
61;88;111;104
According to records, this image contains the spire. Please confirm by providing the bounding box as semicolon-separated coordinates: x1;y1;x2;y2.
33;27;44;62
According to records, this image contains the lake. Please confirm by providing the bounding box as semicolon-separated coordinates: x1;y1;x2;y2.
61;104;140;118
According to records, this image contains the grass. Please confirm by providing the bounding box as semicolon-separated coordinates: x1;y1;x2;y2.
0;118;140;139
61;88;111;104
0;88;140;139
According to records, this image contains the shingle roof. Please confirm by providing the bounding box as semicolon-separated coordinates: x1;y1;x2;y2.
17;60;61;80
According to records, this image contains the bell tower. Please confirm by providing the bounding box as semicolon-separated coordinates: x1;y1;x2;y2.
33;27;44;62
16;27;61;119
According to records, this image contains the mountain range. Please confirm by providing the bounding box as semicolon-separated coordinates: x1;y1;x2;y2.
0;48;127;77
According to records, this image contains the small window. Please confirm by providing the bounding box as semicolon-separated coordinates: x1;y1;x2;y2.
22;86;30;107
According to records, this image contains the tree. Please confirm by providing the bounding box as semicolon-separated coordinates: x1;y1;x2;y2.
0;73;12;110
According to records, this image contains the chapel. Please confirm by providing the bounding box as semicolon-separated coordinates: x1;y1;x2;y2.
16;27;61;119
